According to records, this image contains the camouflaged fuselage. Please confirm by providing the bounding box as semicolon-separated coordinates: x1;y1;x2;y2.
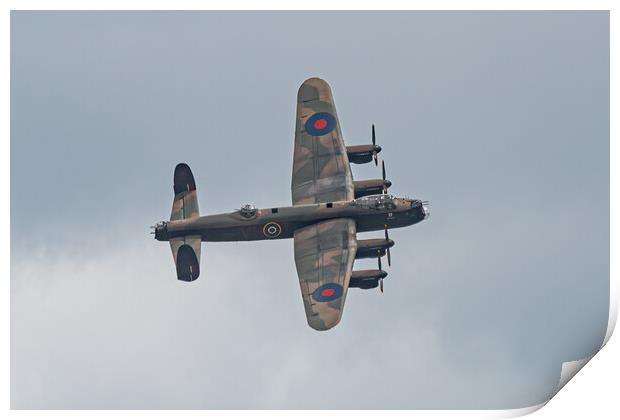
157;197;426;242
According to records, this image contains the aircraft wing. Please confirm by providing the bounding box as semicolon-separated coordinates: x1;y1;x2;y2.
292;77;355;205
293;218;358;330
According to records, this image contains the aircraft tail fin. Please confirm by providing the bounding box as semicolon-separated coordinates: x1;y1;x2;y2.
171;163;200;221
170;236;201;281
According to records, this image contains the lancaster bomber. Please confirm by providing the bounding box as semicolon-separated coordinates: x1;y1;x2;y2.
152;77;429;330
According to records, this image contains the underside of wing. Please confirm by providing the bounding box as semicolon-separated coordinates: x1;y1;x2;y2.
293;218;357;331
291;77;354;205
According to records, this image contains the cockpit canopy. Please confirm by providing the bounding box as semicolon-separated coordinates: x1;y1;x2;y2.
352;194;397;210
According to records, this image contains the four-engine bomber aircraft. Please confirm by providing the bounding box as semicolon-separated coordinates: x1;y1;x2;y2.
152;77;429;330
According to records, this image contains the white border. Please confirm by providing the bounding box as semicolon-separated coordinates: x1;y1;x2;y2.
3;1;616;418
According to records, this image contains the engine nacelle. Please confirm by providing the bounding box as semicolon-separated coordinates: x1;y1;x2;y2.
349;269;388;290
347;144;382;164
354;179;392;198
356;238;395;259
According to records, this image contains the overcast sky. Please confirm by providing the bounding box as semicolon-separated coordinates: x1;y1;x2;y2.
11;11;609;409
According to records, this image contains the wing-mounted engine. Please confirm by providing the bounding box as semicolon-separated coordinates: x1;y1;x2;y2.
346;125;382;165
347;145;382;164
353;160;392;198
349;269;388;290
356;237;395;259
354;179;391;198
350;227;393;293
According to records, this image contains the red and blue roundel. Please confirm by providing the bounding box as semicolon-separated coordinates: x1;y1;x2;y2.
305;112;336;137
312;283;343;302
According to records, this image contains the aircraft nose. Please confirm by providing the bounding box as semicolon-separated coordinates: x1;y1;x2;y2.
422;201;430;219
384;179;392;188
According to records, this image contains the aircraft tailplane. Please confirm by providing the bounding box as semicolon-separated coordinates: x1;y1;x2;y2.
169;163;201;281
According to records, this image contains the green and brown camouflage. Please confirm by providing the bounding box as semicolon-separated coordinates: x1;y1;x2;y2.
160;196;425;242
152;77;429;330
170;191;199;221
293;218;357;331
292;77;355;205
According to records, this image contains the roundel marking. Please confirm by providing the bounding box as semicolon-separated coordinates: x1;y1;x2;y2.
313;118;328;130
262;222;282;238
305;112;336;136
321;288;335;297
312;283;343;302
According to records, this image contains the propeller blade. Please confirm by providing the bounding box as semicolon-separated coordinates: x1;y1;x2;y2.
372;124;376;146
382;161;389;193
372;125;378;166
384;226;392;266
378;247;385;293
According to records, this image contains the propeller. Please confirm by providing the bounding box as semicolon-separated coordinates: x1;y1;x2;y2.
377;253;384;293
372;124;378;166
382;160;389;194
384;225;392;267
